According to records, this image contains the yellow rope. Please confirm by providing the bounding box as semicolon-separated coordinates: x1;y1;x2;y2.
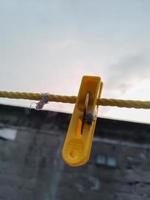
0;91;150;109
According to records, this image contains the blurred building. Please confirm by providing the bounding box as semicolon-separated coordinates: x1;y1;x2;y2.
0;104;150;200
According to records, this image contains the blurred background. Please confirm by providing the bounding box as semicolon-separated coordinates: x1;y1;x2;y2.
0;105;150;200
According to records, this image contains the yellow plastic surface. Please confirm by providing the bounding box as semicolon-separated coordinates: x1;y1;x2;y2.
62;76;103;167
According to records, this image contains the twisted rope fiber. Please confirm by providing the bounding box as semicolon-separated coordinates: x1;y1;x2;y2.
0;91;150;109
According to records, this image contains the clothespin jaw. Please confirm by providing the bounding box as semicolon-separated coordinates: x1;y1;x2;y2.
62;76;103;167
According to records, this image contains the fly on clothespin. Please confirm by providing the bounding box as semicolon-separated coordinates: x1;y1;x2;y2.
62;76;103;167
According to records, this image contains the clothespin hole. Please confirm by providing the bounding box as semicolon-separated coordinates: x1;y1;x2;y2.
69;150;76;158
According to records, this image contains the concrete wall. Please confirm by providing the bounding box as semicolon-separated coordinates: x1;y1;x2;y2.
0;104;150;200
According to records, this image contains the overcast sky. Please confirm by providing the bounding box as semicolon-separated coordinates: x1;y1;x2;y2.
1;0;150;123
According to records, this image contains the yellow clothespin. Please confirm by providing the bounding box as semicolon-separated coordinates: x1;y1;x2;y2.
62;76;103;167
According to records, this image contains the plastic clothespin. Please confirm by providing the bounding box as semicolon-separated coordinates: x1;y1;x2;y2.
62;76;103;167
